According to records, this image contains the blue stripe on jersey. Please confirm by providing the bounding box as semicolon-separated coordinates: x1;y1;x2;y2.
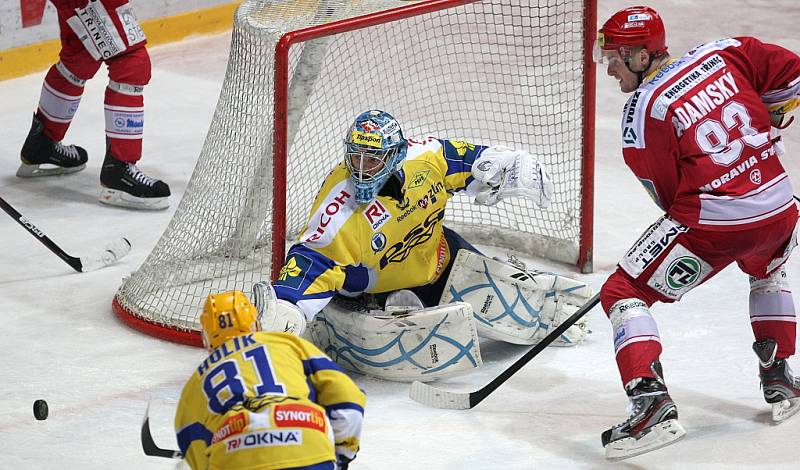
275;245;338;302
176;422;213;454
342;264;370;293
440;139;487;178
303;356;345;375
325;401;365;415
306;377;318;403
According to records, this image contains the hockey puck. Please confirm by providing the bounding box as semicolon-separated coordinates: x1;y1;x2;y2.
33;399;48;420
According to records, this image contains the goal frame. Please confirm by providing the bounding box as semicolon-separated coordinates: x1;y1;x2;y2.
112;0;597;347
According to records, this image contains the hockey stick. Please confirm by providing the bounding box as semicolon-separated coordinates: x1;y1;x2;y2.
409;292;601;409
0;195;131;272
141;403;182;459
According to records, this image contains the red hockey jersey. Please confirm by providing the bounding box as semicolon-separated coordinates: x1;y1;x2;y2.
621;37;800;230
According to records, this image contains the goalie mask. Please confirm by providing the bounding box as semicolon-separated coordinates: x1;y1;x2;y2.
200;290;262;350
344;110;408;204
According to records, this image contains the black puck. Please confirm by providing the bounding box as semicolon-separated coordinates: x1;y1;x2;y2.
33;399;48;420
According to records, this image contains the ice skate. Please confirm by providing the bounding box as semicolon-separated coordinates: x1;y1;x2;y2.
18;114;87;177
753;339;800;423
99;152;170;210
602;363;687;461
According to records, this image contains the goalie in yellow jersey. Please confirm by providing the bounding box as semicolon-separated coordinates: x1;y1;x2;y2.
261;109;593;382
174;290;366;470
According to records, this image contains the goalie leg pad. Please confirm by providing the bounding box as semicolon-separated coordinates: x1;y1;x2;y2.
307;299;482;382
439;250;594;345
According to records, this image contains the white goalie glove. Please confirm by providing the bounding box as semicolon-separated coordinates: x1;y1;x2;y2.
471;146;554;208
252;281;307;336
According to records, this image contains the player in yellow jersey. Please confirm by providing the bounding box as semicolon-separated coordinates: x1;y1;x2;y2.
175;290;366;470
258;110;592;382
272;109;554;318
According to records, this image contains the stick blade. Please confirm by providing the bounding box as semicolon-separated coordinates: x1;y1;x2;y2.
79;237;132;272
409;380;472;410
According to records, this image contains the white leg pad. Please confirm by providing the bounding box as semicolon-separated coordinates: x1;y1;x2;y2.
439;250;594;345
307;299;482;382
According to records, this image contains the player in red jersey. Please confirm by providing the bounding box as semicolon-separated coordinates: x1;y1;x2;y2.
18;0;170;209
595;5;800;460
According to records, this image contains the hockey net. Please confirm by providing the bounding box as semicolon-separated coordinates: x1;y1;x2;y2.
113;0;596;346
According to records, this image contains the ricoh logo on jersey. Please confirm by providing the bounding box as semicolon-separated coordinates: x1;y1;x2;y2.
363;200;391;230
274;404;326;432
225;430;302;452
305;189;352;243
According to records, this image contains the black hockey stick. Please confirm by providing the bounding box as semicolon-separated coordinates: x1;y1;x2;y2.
409;293;601;409
0;195;131;272
141;403;182;459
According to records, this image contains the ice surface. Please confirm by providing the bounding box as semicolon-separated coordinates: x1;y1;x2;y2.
1;1;800;468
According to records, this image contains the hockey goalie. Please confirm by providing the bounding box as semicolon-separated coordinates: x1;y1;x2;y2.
253;109;594;382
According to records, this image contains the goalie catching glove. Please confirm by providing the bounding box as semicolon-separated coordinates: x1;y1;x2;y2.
471;146;554;208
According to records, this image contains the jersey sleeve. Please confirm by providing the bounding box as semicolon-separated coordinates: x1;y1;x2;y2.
174;377;213;470
273;244;345;319
735;37;800;116
433;138;488;193
298;338;367;461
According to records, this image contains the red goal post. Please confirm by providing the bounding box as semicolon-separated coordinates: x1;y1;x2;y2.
113;0;597;346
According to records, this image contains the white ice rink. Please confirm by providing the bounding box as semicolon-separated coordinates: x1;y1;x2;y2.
2;0;800;468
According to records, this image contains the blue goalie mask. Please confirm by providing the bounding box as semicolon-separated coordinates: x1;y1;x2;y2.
344;110;408;204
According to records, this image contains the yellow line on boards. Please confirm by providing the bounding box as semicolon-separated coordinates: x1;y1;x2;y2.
0;2;240;82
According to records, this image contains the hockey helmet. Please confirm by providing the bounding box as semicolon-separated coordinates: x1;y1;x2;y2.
344;110;408;204
200;290;261;350
596;6;667;64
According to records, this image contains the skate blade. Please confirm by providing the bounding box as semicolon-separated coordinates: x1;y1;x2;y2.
604;419;687;461
99;188;169;210
772;397;800;423
16;162;86;177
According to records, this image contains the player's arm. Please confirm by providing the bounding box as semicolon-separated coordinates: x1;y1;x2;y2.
468;144;554;208
431;138;554;208
298;339;366;468
272;244;347;320
736;37;800;128
174;380;213;470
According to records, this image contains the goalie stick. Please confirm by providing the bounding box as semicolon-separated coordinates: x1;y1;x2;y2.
141;403;182;459
409;293;601;409
0;195;131;272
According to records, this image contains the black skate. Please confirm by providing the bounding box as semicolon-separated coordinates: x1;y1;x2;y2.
602;363;686;461
99;152;170;210
18;114;87;177
753;339;800;423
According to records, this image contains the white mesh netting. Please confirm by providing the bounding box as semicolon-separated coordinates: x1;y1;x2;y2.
114;0;594;343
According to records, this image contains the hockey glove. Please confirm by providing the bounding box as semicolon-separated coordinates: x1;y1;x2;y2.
337;454;355;470
471;146;554;208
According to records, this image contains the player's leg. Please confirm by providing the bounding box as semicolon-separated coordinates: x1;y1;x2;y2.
100;44;171;209
436;226;593;345
409;226;481;307
601;215;733;460
18;7;100;177
739;213;800;422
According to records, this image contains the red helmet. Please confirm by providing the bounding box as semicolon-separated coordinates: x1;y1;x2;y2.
598;6;667;58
